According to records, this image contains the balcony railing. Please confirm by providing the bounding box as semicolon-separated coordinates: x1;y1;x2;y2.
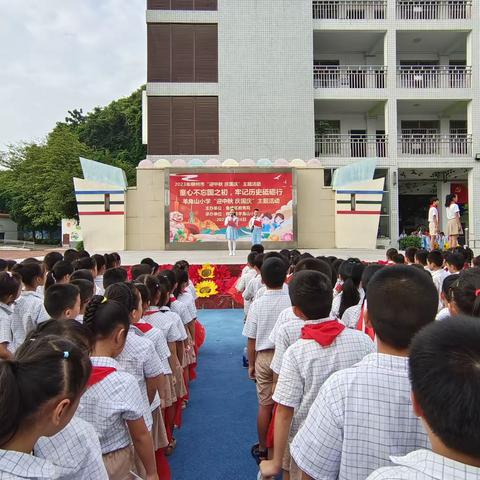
398;134;472;156
396;1;472;19
397;65;471;88
316;134;388;157
314;65;387;88
313;0;387;19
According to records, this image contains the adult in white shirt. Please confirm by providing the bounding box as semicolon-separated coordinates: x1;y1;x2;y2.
445;193;462;248
427;197;439;248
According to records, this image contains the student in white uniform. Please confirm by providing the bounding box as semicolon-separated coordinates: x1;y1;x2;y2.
0;271;22;360
79;296;158;480
261;271;374;480
44;260;74;291
44;284;81;321
426;250;449;311
70;279;95;324
92;254;107;295
243;254;265;317
10;260;49;351
0;335;91;480
427;197;440;247
368;317;480;480
72;257;102;295
446;269;480;318
445;193;462;249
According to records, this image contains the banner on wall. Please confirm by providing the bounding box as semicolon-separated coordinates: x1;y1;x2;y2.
168;170;295;243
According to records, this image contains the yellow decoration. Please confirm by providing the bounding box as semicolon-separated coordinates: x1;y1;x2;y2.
196;280;219;298
198;263;215;279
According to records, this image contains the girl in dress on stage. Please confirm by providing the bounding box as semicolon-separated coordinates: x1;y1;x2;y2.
225;208;239;256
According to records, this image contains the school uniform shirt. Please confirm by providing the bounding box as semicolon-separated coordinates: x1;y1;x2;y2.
75;314;83;324
341;303;363;329
0;302;14;351
94;276;104;296
291;353;429;480
435;307;450;321
10;291;49;351
273;325;375;443
268;307;299;346
270;316;305;374
430;269;449;311
133;324;172;375
116;327;163;431
176;291;197;321
143;306;187;342
243;275;263;302
242;289;292;351
35;416;108;480
254;283;289;301
187;279;197;300
366;449;480;480
0;449;66;479
170;298;193;325
77;356;145;454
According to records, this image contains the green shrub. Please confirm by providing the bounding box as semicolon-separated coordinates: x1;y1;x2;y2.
399;235;422;251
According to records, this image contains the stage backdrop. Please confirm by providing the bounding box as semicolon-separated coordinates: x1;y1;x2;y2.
166;169;295;246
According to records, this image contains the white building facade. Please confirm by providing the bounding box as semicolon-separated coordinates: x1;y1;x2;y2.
145;0;480;248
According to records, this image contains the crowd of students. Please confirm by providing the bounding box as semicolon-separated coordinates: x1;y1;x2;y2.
0;250;200;480
238;244;480;480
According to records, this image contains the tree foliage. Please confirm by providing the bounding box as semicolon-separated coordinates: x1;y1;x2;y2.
0;86;146;231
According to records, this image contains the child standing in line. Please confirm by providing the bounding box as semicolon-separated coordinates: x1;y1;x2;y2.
446;268;480;318
291;265;438;480
0;271;21;360
174;260;197;299
445;251;465;274
243;257;291;464
92;254;107;295
44;261;74;291
70;279;95;323
10;261;49;351
427;250;449;310
80;296;158;480
0;335;92;479
368;316;480;479
237;252;258;319
44;284;81;321
243;254;265;316
225;208;240;256
261;271;375;480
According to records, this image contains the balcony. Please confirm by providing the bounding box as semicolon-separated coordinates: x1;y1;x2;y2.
314;65;387;88
397;65;471;88
398;133;472;156
316;134;388;157
396;1;472;20
313;0;387;19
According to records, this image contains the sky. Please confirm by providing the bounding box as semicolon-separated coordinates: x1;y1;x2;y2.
0;0;146;149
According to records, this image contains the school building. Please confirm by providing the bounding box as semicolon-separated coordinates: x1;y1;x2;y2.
142;0;480;249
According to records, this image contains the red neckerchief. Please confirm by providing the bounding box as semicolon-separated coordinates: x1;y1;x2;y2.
87;366;116;387
356;304;375;341
143;310;157;317
135;323;153;333
301;321;345;347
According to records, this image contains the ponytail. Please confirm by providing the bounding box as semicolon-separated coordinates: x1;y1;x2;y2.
45;261;74;290
0;335;90;446
104;282;138;314
450;269;480;318
83;295;130;339
173;269;189;299
338;260;365;318
445;194;454;208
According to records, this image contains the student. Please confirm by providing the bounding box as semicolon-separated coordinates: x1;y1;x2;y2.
341;263;383;332
104;253;117;270
426;250;449;311
132;264;154;281
103;267;128;289
79;296;158;480
251;243;265;255
142;258;160;275
72;257;100;293
237;252;258;297
106;282;169;476
445;251;465;274
249;209;263;246
385;248;398;265
173;260;196;299
414;249;429;269
291;265;438;480
70;279;95;323
24;320;108;480
446;268;480;317
43;251;64;275
92;254;107;295
368;316;480;479
69;269;94;283
0;335;91;479
243;253;265;314
435;273;458;321
242;257;291;464
428;197;440;245
63;248;79;264
445;193;462;248
393;253;405;265
330;259;365;319
45;261;74;290
0;271;21;360
10;261;49;350
225;208;240;256
5;260;16;272
44;284;81;321
261;271;375;479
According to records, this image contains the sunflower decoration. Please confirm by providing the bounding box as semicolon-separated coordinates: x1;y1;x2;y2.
198;263;215;279
196;280;219;298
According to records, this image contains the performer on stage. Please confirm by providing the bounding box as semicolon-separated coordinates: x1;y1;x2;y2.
225;208;239;256
249;209;263;246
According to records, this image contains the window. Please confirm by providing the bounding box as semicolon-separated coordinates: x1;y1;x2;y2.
148;96;219;155
147;0;217;11
148;24;218;83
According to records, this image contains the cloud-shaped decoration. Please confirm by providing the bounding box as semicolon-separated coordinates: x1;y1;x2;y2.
205;158;221;166
307;158;322;167
154;159;171;168
290;158;307;168
274;158;290;166
189;158;204;167
257;158;272;167
138;159;154;169
172;159;187;167
240;158;256;166
223;158;239;167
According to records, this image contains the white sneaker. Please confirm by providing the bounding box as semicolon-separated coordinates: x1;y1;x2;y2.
229;252;233;256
